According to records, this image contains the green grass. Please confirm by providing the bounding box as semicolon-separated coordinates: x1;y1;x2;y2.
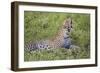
24;11;90;61
24;48;90;61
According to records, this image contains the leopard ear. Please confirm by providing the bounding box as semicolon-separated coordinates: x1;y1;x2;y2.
71;19;72;24
67;17;72;24
63;19;67;28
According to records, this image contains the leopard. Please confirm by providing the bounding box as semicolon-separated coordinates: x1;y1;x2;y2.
24;18;77;52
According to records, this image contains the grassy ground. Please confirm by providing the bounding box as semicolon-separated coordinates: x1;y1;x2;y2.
24;48;90;61
24;11;90;61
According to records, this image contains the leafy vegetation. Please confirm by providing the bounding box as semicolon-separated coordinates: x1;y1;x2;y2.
24;11;90;61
